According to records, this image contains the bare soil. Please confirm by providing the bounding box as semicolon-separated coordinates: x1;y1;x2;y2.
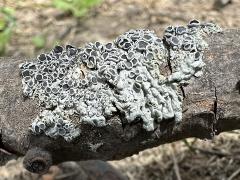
1;0;240;57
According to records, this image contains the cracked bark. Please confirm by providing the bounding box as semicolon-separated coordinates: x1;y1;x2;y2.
0;29;239;169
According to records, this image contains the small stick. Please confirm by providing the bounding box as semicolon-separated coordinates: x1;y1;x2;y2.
171;150;182;180
227;167;240;180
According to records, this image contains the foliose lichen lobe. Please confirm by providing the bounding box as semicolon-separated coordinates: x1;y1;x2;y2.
19;20;221;142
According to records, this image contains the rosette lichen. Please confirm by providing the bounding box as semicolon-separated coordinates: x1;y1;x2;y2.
19;20;221;142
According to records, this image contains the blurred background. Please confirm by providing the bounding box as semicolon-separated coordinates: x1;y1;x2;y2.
0;0;239;179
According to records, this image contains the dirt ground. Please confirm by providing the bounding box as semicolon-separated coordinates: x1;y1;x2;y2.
111;133;240;180
1;0;240;57
0;0;240;179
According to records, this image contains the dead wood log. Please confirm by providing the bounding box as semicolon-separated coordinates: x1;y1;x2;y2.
0;29;239;173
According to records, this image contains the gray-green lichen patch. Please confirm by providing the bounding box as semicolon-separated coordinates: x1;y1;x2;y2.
31;107;80;142
164;20;222;83
19;20;221;142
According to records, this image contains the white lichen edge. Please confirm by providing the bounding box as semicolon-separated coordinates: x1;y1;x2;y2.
19;20;222;142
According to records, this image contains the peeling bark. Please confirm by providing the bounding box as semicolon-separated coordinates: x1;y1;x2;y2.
0;29;239;169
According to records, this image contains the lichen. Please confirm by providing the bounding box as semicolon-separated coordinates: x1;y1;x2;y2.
19;20;221;142
164;20;222;83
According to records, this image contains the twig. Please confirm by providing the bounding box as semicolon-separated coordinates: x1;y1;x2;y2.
227;167;240;180
182;139;197;153
0;148;12;156
226;130;240;135
171;151;182;180
192;147;230;157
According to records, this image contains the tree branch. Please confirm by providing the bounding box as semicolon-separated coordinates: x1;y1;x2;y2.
0;29;239;172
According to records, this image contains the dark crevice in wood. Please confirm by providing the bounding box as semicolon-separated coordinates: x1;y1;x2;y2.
180;85;186;99
213;86;218;134
236;80;240;94
163;39;173;73
213;86;218;118
0;130;3;149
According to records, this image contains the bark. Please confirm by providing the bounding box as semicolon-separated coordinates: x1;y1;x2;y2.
0;29;239;169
